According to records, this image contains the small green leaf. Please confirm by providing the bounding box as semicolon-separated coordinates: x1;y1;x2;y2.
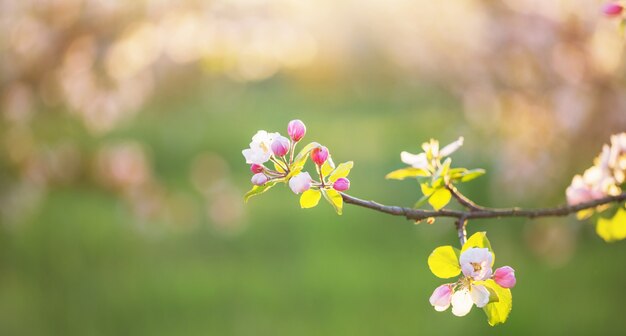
385;167;430;180
448;168;469;179
328;161;353;182
459;169;486;183
427;246;461;278
414;193;430;208
244;181;278;202
596;207;626;242
428;188;451;211
480;279;512;326
321;188;343;215
300;189;322;208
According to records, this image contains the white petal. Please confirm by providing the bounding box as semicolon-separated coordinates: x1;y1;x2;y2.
434;303;450;312
451;289;473;317
400;152;428;169
470;285;490;308
440;137;464;157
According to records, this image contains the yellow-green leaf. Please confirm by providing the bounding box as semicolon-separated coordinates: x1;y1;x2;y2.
460;168;486;182
286;166;302;179
428;188;451;211
421;183;435;196
321;158;335;177
596;207;626;242
576;208;594;220
274;161;286;173
462;231;494;266
321;188;343;215
385;167;430;180
480;279;512;326
244;181;278;202
300;189;322;208
427;246;461;278
328;161;353;182
291;142;319;171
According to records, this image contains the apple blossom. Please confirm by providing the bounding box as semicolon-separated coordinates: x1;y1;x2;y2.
251;173;268;186
271;135;290;157
311;146;329;166
333;177;350;191
242;130;280;165
428;232;514;324
493;266;516;289
459;247;493;281
287;119;306;142
289;172;312;194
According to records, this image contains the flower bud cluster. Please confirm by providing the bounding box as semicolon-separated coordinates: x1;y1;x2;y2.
243;120;351;206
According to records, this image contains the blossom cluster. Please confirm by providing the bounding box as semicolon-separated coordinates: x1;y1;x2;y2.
566;133;626;207
387;137;484;211
242;120;352;214
428;232;516;326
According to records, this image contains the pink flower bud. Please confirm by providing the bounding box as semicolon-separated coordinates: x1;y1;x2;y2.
271;135;290;157
493;266;516;288
287;119;306;142
311;146;329;166
289;172;312;194
250;164;264;174
251;173;269;186
333;177;350;191
429;284;452;312
603;2;624;16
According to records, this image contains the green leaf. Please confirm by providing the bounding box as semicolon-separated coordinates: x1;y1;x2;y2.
462;231;494;266
300;189;322;208
448;168;469;179
328;161;353;182
244;181;278;202
480;279;512;326
427;246;461;278
428;188;451;211
596;207;626;242
459;168;486;182
414;193;430;208
385;167;430;180
321;188;343;215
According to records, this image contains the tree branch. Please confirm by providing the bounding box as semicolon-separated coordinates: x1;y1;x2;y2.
340;192;626;222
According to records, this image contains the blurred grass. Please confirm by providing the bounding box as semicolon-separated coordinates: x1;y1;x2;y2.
0;78;625;335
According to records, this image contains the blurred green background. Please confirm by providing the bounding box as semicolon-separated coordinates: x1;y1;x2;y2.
1;0;626;335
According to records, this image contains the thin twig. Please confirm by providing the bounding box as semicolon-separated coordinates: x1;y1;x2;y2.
446;184;483;212
340;192;626;222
